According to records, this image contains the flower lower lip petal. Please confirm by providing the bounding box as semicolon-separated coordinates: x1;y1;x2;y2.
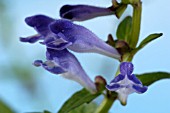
132;84;147;93
46;42;72;50
106;83;121;91
110;74;125;83
33;60;43;67
20;34;42;43
106;62;148;104
128;74;142;84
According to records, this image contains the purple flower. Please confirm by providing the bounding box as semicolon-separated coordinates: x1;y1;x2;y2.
33;48;97;94
20;15;120;59
60;5;114;21
49;19;120;59
106;62;147;105
20;15;54;43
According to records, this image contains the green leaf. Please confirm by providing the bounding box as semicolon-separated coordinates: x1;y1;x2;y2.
0;100;14;113
138;33;162;50
132;33;163;54
58;88;101;113
69;102;98;113
136;72;170;86
116;16;132;43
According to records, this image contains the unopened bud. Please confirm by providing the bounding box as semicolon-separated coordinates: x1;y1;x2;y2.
115;40;130;55
95;76;107;92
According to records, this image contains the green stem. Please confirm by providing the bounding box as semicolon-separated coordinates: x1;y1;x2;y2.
95;97;115;113
129;1;142;48
95;1;142;112
122;53;133;62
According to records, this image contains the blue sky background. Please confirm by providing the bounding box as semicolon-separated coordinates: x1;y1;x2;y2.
0;0;170;113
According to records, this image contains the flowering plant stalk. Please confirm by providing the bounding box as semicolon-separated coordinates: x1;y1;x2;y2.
20;0;170;113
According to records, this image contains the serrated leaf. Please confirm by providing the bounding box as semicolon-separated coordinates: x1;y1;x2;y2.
58;88;101;113
0;100;14;113
68;102;97;113
116;16;132;43
132;33;163;54
136;72;170;86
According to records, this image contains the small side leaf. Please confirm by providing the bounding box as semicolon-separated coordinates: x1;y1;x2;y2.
116;16;132;43
132;33;163;54
136;72;170;86
138;33;163;50
58;88;101;113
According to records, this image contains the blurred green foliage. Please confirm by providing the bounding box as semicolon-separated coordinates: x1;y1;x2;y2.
0;0;14;47
0;100;14;113
0;0;44;111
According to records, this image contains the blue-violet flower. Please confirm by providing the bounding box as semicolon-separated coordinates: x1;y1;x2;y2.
34;48;97;94
20;15;54;43
20;15;120;59
106;62;147;105
60;5;114;21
